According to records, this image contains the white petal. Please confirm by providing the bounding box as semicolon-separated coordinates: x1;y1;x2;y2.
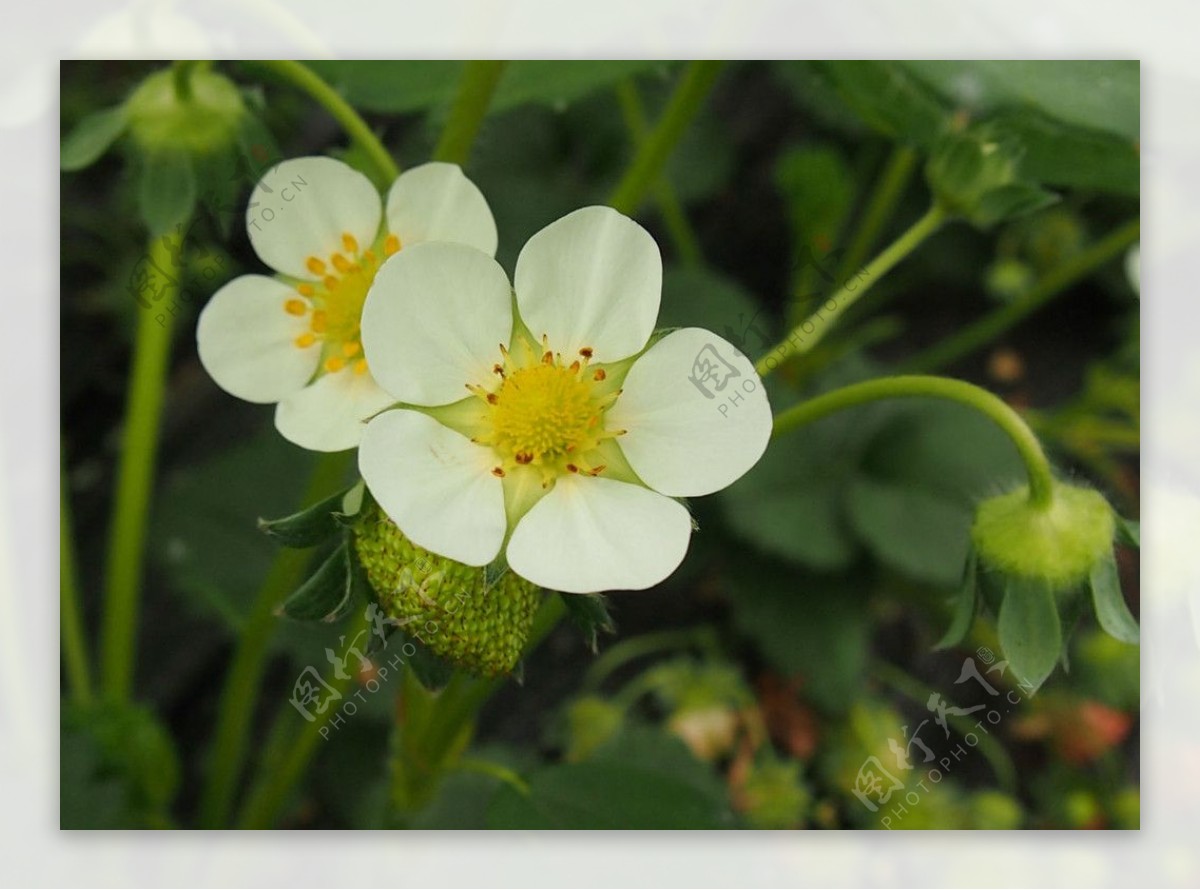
361;241;512;406
606;328;772;497
247;156;382;280
385;162;498;256
274;367;396;453
506;475;692;593
196;275;319;404
359;410;506;566
513;206;661;363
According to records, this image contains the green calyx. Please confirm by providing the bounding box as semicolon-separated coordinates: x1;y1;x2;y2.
971;481;1115;588
352;506;541;678
126;67;245;156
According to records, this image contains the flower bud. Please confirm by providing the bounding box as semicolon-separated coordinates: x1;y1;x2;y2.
126;66;245;156
926;126;1056;228
353;505;541;678
972;481;1115;589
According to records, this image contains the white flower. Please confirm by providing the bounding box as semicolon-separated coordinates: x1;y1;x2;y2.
357;206;772;593
197;156;497;451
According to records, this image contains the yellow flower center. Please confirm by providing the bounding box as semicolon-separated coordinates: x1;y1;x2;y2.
470;338;623;484
284;231;401;376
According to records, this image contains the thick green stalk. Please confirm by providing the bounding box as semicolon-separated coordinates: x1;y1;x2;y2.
614;78;702;265
608;61;724;215
198;450;352;828
902;218;1141;373
757;204;947;377
256;60;400;183
99;230;181;702
772;374;1055;508
60;466;93;706
433;60;508;167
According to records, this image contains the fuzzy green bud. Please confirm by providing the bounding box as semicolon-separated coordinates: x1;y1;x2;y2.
126;66;245;156
353;506;541;678
926;126;1056;228
972;481;1115;588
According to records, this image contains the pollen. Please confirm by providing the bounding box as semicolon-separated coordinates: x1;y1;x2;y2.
325;355;346;373
295;332;316;348
384;234;401;256
284;298;307;316
306;256;326;276
471;338;622;484
342;232;359;254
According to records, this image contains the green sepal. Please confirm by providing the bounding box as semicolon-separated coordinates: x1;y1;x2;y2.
935;549;978;650
138;150;197;235
561;592;617;654
61;105;129;172
277;541;354;622
1116;517;1140;550
973;182;1060;228
998;575;1062;692
1090;550;1139;644
258;485;355;549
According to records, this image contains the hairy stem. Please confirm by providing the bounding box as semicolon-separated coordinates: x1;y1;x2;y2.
772;374;1055;507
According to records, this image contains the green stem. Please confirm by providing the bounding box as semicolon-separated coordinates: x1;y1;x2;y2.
772;374;1055;508
873;660;1017;794
99;230;181;703
455;757;530;796
834;143;919;287
240;593;567;827
608;61;724;215
236;605;371;829
255;59;400;183
757;204;947;377
199;450;353;828
901;218;1141;373
60;465;93;706
433;60;508;166
614;78;703;265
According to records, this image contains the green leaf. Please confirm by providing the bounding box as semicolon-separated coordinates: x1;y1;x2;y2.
1090;551;1139;644
560;592;616;654
488;758;734;829
998;576;1063;691
774;144;855;265
846;476;971;587
987;109;1139;196
817;61;950;144
278;542;353;622
138;151;197;235
727;557;869;713
1116;517;1140;550
900;61;1139;143
936;549;978;649
306;60;669;116
258;486;353;549
659;265;770;355
61;105;128;171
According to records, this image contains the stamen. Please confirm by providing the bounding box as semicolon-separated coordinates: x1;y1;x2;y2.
579;347;593;359
331;253;353;274
325;355;346;373
306;257;326;276
363;249;377;267
491;467;505;478
593;368;606;381
354;358;369;375
295;333;316;348
384;234;401;256
284;298;307;316
566;464;579;473
311;311;328;333
342;341;361;357
342;233;359;254
486;393;499;405
297;283;316;297
323;275;340;291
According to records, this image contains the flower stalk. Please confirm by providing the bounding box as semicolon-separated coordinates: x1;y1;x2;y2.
433;60;508;167
771;374;1055;508
757;204;947;377
99;229;182;703
608;61;724;216
61;464;93;706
